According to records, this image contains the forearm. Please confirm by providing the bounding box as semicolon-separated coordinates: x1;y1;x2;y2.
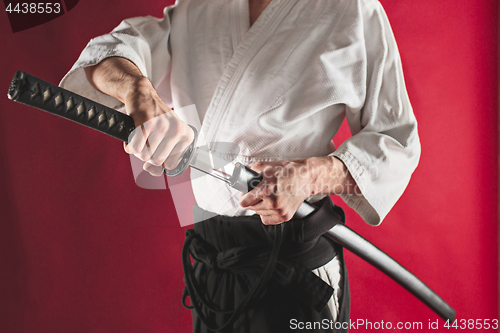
306;156;360;196
83;56;193;174
83;57;146;103
83;57;170;125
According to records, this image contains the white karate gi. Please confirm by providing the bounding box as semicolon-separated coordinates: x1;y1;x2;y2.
61;0;420;323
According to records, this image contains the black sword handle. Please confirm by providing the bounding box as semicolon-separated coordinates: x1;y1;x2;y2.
8;70;136;142
8;70;196;176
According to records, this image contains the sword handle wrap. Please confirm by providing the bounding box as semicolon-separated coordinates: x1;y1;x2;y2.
8;70;135;142
8;71;196;176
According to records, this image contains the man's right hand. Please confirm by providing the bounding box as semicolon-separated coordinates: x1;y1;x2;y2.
84;57;194;176
124;79;194;176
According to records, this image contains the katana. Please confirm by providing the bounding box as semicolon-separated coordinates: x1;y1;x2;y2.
8;70;456;322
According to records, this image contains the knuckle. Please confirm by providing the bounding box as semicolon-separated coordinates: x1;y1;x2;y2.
138;150;152;162
149;168;162;177
252;161;265;170
126;145;138;154
270;201;280;210
182;125;194;142
151;158;164;166
170;127;181;140
134;153;144;161
163;163;175;170
130;143;145;155
270;196;283;209
170;122;186;140
261;217;271;225
164;159;179;170
272;216;284;224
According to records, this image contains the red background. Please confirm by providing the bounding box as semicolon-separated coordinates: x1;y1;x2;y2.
0;0;498;332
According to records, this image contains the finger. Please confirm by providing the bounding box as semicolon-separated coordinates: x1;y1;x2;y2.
250;160;284;173
143;161;164;177
247;199;279;212
134;141;155;162
241;178;279;207
126;125;148;155
250;163;278;180
239;185;265;208
148;118;194;167
148;134;178;167
144;122;175;158
260;215;287;225
162;141;191;170
250;161;267;173
251;209;281;216
252;206;290;219
162;128;194;169
139;116;176;161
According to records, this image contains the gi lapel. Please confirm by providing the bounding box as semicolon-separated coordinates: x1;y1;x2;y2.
230;0;250;52
200;0;299;149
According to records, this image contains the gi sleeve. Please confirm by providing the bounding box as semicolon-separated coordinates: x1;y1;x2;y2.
60;4;176;109
331;0;421;226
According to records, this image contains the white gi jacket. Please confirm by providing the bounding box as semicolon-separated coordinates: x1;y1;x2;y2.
61;0;421;226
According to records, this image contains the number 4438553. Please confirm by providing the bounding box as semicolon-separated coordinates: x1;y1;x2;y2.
5;3;61;14
444;319;498;330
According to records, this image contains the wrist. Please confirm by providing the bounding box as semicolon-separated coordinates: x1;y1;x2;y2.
123;77;166;125
306;156;351;196
84;57;151;104
121;76;154;104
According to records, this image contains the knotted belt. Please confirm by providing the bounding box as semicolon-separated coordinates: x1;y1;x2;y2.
182;197;345;331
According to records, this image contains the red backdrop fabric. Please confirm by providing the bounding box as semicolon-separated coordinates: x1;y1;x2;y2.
0;1;498;332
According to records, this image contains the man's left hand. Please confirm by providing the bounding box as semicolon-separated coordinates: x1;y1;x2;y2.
239;157;359;225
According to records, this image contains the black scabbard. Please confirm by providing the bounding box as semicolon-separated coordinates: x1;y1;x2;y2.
7;70;456;322
325;225;456;321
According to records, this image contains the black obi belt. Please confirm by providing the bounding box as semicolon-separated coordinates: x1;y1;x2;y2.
182;196;350;333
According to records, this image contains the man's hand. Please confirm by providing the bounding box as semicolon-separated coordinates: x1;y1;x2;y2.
123;79;194;176
239;156;360;225
84;57;193;176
